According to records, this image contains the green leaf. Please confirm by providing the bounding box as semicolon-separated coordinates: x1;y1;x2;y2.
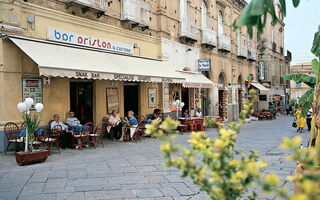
279;0;286;17
312;58;319;74
311;25;320;57
282;73;316;88
298;89;313;106
292;0;300;7
299;89;314;118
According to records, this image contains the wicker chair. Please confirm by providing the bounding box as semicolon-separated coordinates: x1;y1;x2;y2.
90;122;106;148
72;122;93;150
4;122;23;154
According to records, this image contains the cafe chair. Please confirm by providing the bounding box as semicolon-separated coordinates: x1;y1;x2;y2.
45;125;62;155
4;122;23;154
132;121;146;143
72;122;93;151
90;122;106;148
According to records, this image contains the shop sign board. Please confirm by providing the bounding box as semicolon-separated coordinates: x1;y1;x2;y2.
198;59;211;71
47;28;133;55
22;78;42;109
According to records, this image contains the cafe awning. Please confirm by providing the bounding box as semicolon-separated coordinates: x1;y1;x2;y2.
178;71;214;88
7;35;185;83
251;82;270;93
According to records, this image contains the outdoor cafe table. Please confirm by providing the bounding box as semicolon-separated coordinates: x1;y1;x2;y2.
178;117;204;131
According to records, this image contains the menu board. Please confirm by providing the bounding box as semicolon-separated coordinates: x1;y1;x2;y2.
106;88;119;114
148;88;157;108
22;78;42;109
163;85;170;109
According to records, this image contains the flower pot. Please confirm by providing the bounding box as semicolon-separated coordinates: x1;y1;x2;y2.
15;150;48;166
294;162;320;194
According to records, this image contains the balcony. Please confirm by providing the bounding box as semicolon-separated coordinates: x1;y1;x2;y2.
237;44;247;58
285;50;292;61
179;20;198;43
120;0;150;28
247;47;257;61
272;42;277;52
217;35;231;52
201;28;217;48
65;0;107;17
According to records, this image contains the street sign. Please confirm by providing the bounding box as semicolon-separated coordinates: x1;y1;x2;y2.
198;59;211;71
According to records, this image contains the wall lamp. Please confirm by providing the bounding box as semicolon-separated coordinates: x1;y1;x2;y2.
133;43;141;56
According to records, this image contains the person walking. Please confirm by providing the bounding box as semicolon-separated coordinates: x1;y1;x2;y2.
285;104;290;115
307;108;313;131
295;105;306;133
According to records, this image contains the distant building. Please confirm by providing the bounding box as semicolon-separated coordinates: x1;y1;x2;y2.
290;63;314;101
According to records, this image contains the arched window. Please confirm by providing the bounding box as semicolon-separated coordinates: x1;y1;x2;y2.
238;75;243;87
279;33;282;47
218;73;225;87
180;0;187;21
218;11;224;35
201;2;208;29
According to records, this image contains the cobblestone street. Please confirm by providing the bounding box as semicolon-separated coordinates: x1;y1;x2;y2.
0;116;309;200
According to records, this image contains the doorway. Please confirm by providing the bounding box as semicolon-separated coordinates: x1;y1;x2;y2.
70;81;93;124
238;90;243;114
218;90;224;120
181;87;189;115
124;83;139;116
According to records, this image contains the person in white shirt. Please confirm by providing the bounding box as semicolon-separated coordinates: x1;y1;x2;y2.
66;111;81;127
195;108;203;118
51;114;70;149
108;110;122;140
307;108;313;131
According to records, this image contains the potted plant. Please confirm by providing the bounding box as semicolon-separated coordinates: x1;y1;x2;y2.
15;98;48;165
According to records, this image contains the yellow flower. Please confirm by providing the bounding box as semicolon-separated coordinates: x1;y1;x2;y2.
214;139;226;150
301;180;313;193
290;194;308;200
264;174;280;187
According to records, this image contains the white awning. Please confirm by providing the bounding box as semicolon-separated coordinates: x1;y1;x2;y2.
178;71;214;88
8;35;185;83
251;82;270;93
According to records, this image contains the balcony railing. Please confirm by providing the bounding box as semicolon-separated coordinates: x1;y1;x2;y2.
179;20;198;42
217;35;231;52
237;44;248;58
201;28;217;47
120;0;150;27
272;42;277;52
65;0;107;11
247;47;257;61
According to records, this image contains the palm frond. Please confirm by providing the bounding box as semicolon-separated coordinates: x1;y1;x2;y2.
282;73;316;88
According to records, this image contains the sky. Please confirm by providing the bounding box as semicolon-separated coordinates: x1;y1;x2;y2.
284;0;320;65
246;0;320;65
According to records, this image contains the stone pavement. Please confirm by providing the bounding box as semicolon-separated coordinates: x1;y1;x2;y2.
0;116;309;200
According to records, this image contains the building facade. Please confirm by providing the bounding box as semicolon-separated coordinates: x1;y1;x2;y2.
0;0;260;151
256;3;291;111
290;63;313;101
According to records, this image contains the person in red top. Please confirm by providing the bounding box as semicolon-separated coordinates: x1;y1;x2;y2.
183;109;190;118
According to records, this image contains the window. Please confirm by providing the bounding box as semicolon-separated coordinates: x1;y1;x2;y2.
296;90;301;99
237;29;241;46
201;2;208;29
296;82;302;88
272;27;274;44
279;33;282;47
106;88;119;114
247;34;251;47
180;0;187;21
218;11;224;35
259;95;267;101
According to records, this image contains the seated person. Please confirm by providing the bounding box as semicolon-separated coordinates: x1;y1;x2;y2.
156;110;162;122
109;110;122;140
183;109;190;118
195;108;203;118
118;111;138;142
51;114;71;149
66;111;81;133
151;109;160;120
139;115;146;123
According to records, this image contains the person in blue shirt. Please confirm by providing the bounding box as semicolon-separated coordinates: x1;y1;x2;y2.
118;111;138;141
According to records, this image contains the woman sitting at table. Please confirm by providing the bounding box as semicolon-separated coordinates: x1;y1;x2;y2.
51;114;71;148
183;109;190;118
118;111;138;142
109;110;122;140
